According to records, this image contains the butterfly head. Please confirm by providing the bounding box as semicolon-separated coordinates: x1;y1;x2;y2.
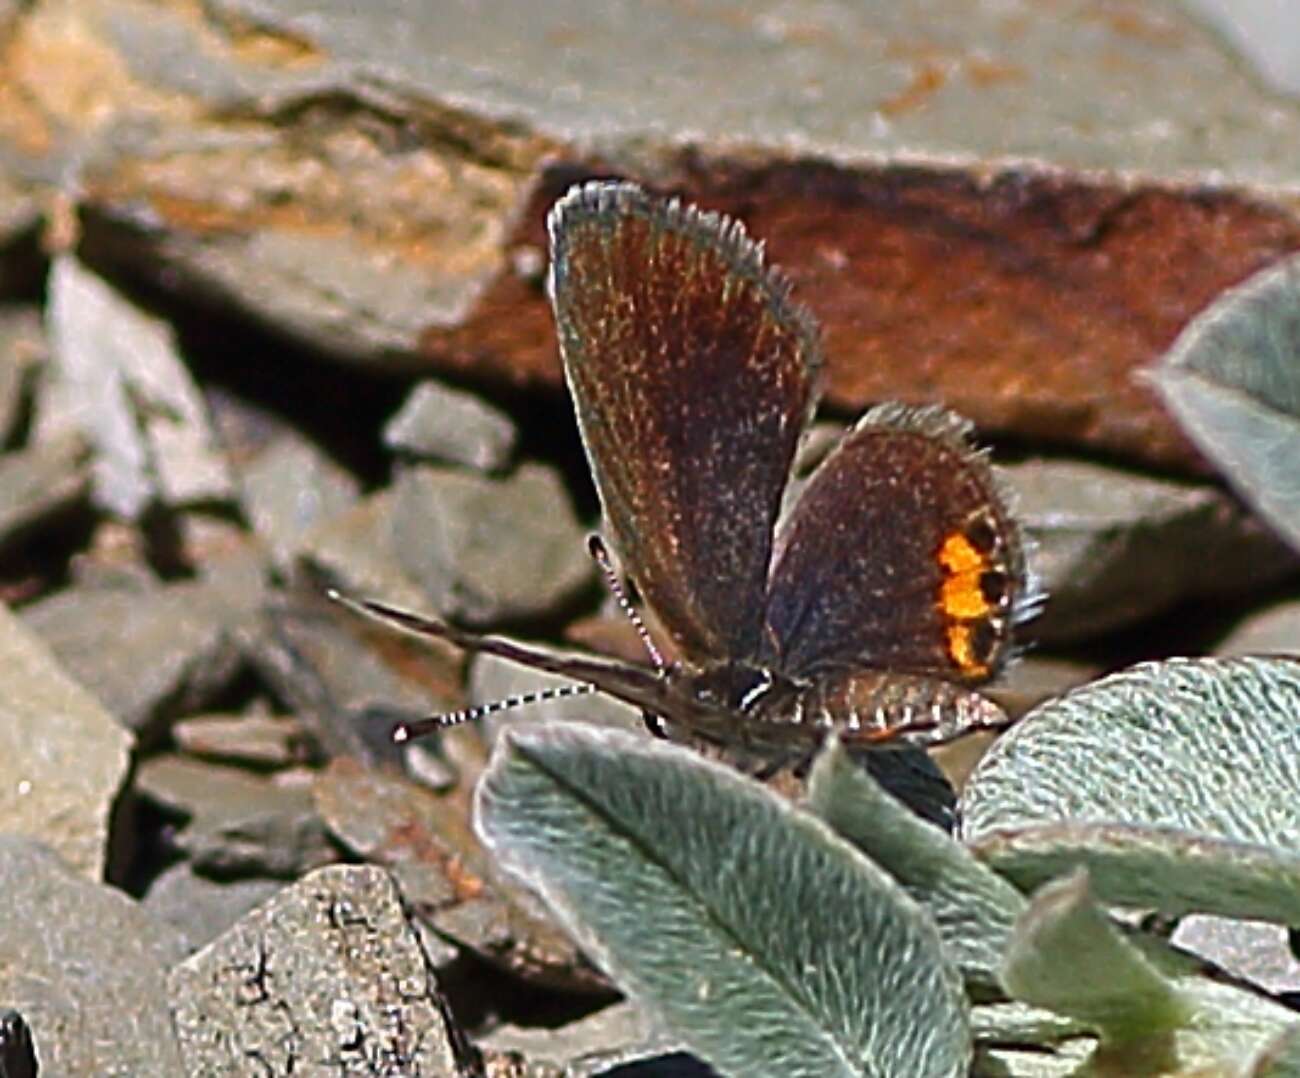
658;661;806;741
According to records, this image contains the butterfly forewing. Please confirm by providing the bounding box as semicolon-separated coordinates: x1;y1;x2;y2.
548;182;821;664
763;404;1025;684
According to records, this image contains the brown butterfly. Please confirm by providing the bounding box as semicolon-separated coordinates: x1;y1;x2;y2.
333;181;1036;756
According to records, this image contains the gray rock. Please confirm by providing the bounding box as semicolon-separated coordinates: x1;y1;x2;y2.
240;430;360;569
312;758;461;913
234;0;1300;188
0;432;89;552
38;256;235;518
482;1001;681;1077
67;519;159;591
22;565;262;735
315;756;604;992
985;655;1100;721
1187;0;1300;96
389;463;594;627
169;864;461;1076
1215;600;1300;657
48;0;1300;374
172;711;306;769
0;305;43;447
135;754;337;879
0;836;185;1075
241;584;454;765
0;604;132;878
297;502;473;766
299;489;431;613
383;378;517;472
142;861;283;956
175;510;265;579
1173;915;1300;994
1005;459;1298;643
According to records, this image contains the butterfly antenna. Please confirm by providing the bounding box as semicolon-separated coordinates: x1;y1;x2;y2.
586;535;671;740
327;587;645;744
587;534;665;672
391;682;596;743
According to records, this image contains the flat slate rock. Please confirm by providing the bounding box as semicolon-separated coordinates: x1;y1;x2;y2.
241;583;455;765
0;305;43;447
315;756;603;992
38;257;234;518
172;711;306;769
8;0;1293;468
135;754;337;879
1216;600;1300;657
482;1000;682;1076
239;430;360;570
0;432;89;554
169;864;462;1075
389;462;594;627
142;861;284;956
298;489;433;615
383;378;517;472
1173;915;1300;995
0;603;131;878
0;836;185;1075
1006;458;1299;643
22;567;262;735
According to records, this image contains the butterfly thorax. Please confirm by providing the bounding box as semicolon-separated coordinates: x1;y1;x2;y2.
665;660;795;717
662;661;809;744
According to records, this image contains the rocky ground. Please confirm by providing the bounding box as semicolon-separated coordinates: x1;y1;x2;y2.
0;1;1298;1076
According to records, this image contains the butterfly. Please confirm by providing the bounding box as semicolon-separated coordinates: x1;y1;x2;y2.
333;180;1036;757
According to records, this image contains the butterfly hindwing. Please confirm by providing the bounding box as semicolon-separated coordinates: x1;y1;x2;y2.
548;182;821;664
762;403;1026;683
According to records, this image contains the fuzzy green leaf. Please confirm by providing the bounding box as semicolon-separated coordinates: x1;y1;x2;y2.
1250;1022;1300;1077
1001;869;1190;1042
476;723;970;1078
807;735;1025;992
969;822;1300;923
961;657;1300;920
1149;253;1300;553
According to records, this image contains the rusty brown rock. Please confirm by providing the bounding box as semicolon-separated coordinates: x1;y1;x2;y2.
314;756;609;992
424;163;1300;472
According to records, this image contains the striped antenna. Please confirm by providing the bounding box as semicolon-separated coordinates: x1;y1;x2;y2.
587;534;665;671
328;561;674;745
586;535;670;739
392;682;596;743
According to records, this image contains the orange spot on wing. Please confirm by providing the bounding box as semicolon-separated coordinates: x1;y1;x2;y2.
946;624;988;678
938;533;984;574
938;533;992;620
938;531;994;676
941;573;990;619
